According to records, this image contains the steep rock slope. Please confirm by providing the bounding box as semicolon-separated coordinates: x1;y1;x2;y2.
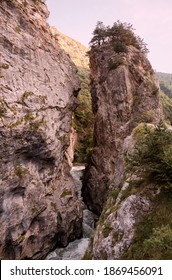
81;25;170;258
50;27;89;70
83;43;163;215
0;0;82;259
85;122;172;259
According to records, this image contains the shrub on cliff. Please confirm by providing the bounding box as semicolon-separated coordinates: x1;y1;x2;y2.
128;122;172;188
142;225;172;259
160;91;172;125
73;67;94;163
108;57;124;70
122;191;172;259
90;21;107;46
90;20;148;54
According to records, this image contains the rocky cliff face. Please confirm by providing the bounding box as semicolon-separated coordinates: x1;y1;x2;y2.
0;0;82;259
82;38;166;259
83;44;163;215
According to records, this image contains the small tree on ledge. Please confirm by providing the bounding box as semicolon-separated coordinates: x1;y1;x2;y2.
90;20;148;54
89;21;107;46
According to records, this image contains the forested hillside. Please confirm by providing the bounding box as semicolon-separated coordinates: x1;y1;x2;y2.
156;72;172;124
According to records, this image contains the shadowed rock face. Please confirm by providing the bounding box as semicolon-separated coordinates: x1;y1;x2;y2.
0;0;82;259
82;44;163;215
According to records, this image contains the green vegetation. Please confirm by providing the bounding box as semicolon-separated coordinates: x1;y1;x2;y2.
0;64;9;70
143;225;172;259
73;67;94;163
14;26;21;33
82;235;94;260
156;72;172;99
108;57;124;70
102;224;113;238
156;72;172;124
82;250;92;260
51;202;57;211
128;122;172;189
8;119;23;129
100;250;108;259
122;191;172;259
121;115;172;260
15;165;28;179
108;187;121;200
156;72;172;85
60;190;72;198
90;20;148;54
159;81;172;99
31;206;38;215
20;91;33;104
29;119;45;130
120;182;139;201
16;234;25;243
0;100;7;117
141;110;155;123
54;28;94;164
160;91;172;124
24;113;35;123
113;41;128;53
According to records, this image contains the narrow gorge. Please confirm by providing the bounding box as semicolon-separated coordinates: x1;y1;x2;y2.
1;0;172;260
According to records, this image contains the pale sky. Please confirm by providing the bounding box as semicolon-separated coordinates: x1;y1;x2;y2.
46;0;172;73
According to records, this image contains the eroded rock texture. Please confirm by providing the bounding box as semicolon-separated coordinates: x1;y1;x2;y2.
82;44;163;215
0;0;82;259
82;38;165;259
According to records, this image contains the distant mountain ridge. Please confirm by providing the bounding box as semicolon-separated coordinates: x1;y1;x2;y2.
156;72;172;85
156;72;172;100
50;26;89;70
156;72;172;124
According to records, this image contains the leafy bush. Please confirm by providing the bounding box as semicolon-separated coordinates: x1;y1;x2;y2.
90;20;148;54
160;91;172;124
113;41;128;53
142;225;172;259
73;67;94;163
108;57;124;70
128;122;172;188
122;191;172;259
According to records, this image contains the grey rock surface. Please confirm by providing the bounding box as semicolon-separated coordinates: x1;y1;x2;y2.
82;41;164;259
82;44;163;215
0;0;82;259
92;186;153;259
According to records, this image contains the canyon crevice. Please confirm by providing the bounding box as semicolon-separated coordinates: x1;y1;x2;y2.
1;1;171;261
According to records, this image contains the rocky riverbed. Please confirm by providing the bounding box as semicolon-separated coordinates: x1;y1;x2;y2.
46;166;95;260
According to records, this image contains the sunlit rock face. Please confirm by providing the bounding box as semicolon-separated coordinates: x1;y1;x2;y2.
0;0;82;259
81;34;165;259
82;43;163;215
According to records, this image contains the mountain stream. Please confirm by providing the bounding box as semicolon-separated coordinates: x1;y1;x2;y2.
46;166;95;260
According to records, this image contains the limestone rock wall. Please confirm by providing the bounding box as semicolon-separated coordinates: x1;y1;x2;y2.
82;44;163;215
0;0;82;259
87;130;161;259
